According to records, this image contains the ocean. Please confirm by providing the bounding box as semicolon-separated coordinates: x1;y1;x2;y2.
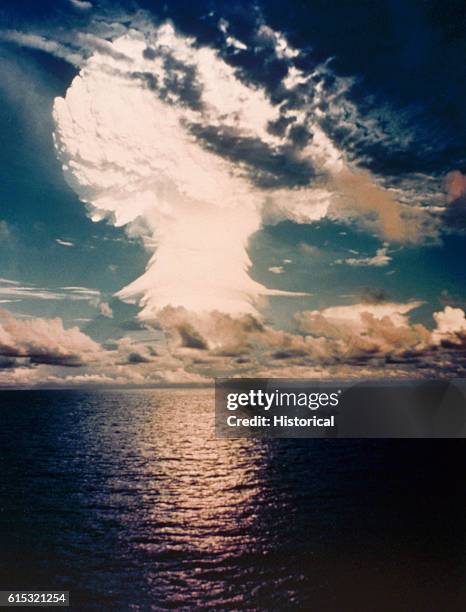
0;389;465;610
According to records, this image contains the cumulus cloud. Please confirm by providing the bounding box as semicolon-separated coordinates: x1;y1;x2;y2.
0;366;43;387
0;309;99;366
1;300;465;386
291;302;432;367
297;301;423;333
432;306;466;347
156;303;422;372
294;302;431;365
296;303;466;372
148;302;466;379
111;337;154;364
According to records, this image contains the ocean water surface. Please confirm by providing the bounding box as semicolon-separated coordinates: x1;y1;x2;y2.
0;389;465;610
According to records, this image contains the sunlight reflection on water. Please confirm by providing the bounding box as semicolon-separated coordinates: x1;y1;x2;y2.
1;389;465;610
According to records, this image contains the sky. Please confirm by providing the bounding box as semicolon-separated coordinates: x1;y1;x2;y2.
0;0;465;386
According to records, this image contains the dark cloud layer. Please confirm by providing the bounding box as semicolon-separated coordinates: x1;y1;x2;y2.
188;123;315;188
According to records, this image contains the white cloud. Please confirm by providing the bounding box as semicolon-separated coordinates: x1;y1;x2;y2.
0;31;83;66
0;287;69;301
257;24;300;59
1;301;465;386
155;302;437;377
69;0;93;10
298;301;423;334
337;246;392;267
0;280;101;304
62;286;100;295
218;19;248;52
0;366;43;387
432;306;466;346
434;306;466;334
0;309;100;366
283;66;309;89
50;373;117;385
0;277;20;285
225;35;247;52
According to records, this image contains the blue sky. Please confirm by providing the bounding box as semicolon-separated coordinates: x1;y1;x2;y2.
0;0;465;385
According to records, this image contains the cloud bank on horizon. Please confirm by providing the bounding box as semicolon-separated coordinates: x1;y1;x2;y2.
1;301;465;387
0;1;465;385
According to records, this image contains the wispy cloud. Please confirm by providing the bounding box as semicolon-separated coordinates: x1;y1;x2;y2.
0;277;21;286
0;279;101;303
336;246;392;267
69;0;93;11
0;30;83;66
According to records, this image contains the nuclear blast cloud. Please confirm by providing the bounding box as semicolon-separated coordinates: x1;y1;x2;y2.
51;19;432;323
